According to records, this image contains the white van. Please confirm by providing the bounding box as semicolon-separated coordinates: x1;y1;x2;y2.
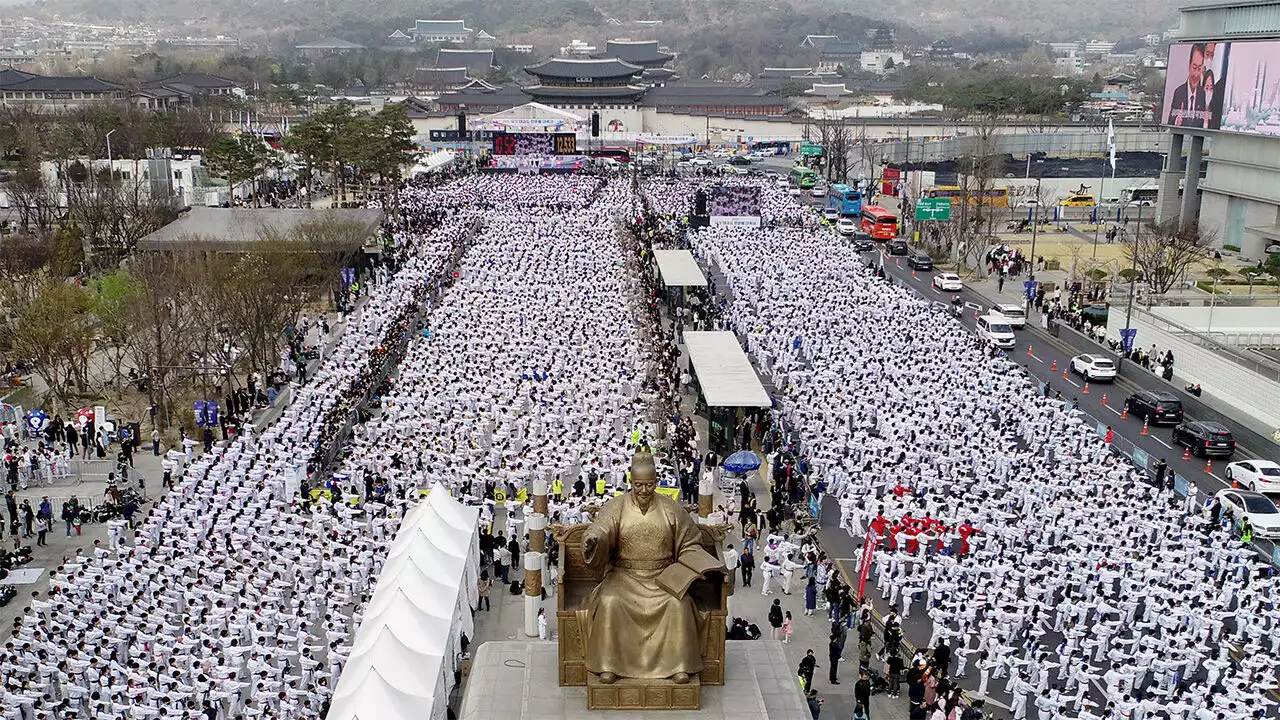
976;314;1017;350
991;303;1027;329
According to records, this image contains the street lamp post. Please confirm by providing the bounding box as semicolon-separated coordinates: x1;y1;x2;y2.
1207;273;1221;334
105;129;116;175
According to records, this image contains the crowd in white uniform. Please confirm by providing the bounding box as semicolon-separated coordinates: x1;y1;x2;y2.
643;177;819;228
686;190;1280;719
0;174;668;720
0;185;472;720
8;167;1276;720
335;177;656;531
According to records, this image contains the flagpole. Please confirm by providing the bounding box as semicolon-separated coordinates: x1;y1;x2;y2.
1093;118;1115;260
1093;151;1103;260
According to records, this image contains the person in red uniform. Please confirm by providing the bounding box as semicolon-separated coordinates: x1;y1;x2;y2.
957;523;980;555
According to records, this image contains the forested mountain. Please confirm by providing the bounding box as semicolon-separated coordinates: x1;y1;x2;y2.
9;0;1179;67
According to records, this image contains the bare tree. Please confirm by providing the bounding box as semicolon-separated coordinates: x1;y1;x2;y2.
123;251;199;429
65;167;178;267
1124;219;1216;296
0;273;96;409
7;161;64;241
955;114;1004;270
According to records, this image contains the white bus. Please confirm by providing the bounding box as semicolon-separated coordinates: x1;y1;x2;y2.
1120;186;1159;206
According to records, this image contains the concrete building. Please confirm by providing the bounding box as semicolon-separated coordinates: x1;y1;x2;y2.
295;37;365;58
1163;0;1280;259
817;41;862;71
0;70;126;109
860;50;905;75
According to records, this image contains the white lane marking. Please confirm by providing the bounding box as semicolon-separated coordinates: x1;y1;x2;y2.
1105;405;1123;417
1065;378;1080;388
1150;435;1173;449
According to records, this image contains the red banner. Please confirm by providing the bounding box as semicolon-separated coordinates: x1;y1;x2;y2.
857;527;879;600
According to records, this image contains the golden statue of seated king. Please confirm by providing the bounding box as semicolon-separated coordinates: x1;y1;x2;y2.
577;450;726;686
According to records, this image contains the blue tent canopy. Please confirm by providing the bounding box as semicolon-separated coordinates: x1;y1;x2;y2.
723;450;761;473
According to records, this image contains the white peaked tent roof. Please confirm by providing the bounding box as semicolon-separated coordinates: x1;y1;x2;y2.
363;586;453;636
372;550;456;600
371;556;475;639
349;618;447;662
424;485;480;531
329;483;480;720
343;627;447;698
387;519;468;573
328;664;435;720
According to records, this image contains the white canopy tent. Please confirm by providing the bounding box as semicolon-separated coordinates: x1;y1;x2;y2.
328;485;481;720
653;249;708;288
684;331;772;408
409;150;457;177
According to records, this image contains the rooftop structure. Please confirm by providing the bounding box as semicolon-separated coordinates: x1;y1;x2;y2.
411;20;472;44
523;58;646;103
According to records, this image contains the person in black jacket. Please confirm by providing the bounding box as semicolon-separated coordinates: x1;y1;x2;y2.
768;598;784;640
854;671;872;718
827;634;842;684
798;649;817;691
932;639;951;677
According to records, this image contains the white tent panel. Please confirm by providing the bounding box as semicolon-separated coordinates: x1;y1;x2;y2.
653;249;708;287
343;631;445;702
332;483;481;720
328;666;435;720
684;331;772;408
425;485;481;532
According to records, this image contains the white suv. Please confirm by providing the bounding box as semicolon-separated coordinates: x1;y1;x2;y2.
976;315;1016;350
1070;354;1117;382
991;303;1027;329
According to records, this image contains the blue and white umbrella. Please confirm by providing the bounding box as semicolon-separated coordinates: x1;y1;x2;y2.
723;450;762;474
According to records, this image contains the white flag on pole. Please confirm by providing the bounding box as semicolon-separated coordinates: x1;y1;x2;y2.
1107;118;1116;172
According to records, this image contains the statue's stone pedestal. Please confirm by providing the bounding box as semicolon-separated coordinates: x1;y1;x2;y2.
459;640;808;720
587;673;700;710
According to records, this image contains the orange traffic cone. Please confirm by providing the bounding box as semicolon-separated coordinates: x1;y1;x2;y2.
895;258;901;268
1062;368;1068;380
1182;446;1190;461
1205;459;1213;473
912;269;917;279
1120;405;1128;419
1101;394;1107;406
1141;419;1149;435
1027;345;1034;357
1083;382;1090;394
1051;360;1057;372
1232;478;1239;488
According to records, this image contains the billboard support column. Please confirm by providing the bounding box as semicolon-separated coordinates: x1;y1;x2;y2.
1179;135;1205;229
1156;133;1185;225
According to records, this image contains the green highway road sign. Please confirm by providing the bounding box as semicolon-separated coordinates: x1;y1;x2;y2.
800;143;824;157
915;197;952;221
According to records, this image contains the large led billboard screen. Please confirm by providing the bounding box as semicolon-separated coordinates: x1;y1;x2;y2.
1163;40;1280;136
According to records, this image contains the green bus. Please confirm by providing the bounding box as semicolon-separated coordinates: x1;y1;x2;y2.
789;166;819;189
